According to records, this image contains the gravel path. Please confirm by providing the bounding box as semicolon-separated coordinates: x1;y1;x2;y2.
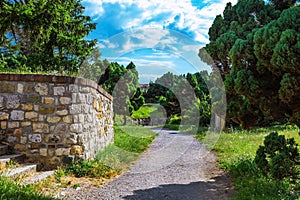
65;128;234;200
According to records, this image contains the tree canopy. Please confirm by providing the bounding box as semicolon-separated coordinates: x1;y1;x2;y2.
0;0;96;73
200;0;300;129
98;61;145;124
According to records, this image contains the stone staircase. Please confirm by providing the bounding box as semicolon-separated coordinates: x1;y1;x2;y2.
0;144;54;185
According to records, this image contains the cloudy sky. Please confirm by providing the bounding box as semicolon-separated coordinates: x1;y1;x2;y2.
82;0;237;83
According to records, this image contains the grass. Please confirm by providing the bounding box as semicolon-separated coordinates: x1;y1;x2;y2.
0;176;54;200
196;124;300;200
96;125;156;171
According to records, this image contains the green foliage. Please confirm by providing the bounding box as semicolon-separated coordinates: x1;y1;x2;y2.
201;0;300;129
131;105;157;119
98;61;145;124
0;176;54;200
254;131;300;180
145;71;211;126
66;160;112;178
204;125;300;199
270;0;298;11
0;0;96;73
169;114;181;125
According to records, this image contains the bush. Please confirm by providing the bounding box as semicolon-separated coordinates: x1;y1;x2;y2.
254;132;299;181
168;114;181;125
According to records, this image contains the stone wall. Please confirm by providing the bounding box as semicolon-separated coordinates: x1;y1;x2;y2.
0;74;114;169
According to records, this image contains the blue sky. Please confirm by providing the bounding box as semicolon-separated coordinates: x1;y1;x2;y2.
82;0;238;83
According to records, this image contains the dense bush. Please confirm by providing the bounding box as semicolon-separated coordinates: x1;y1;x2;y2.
254;132;299;181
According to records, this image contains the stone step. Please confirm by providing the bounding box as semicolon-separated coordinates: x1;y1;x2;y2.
0;154;26;165
23;170;55;185
0;145;8;156
3;163;37;178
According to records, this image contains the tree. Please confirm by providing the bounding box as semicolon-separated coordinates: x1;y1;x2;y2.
199;0;299;129
145;72;211;126
270;0;298;11
98;61;145;124
0;0;96;73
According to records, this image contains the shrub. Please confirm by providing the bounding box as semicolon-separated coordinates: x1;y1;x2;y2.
254;132;299;181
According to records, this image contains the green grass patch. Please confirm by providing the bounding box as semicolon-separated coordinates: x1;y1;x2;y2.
114;125;156;153
196;125;300;200
66;125;156;178
0;176;54;200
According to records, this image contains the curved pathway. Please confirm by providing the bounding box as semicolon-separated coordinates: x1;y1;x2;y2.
65;128;234;200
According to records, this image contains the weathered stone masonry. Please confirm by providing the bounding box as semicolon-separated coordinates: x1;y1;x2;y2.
0;74;114;169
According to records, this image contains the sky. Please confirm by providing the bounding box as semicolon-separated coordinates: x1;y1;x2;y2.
81;0;238;83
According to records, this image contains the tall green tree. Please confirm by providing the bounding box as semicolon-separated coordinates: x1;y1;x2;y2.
202;0;299;129
98;61;145;124
0;0;96;73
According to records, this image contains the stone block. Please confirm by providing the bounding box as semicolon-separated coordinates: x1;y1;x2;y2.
69;85;79;92
40;148;48;157
62;116;73;124
23;126;32;134
53;87;65;96
8;122;19;129
55;148;70;156
43;97;55;104
25;112;38;120
7;135;17;143
77;94;86;103
80;87;90;93
17;83;24;94
11;110;24;120
70;124;83;133
13;128;23;137
39;106;55;115
21;121;31;127
34;83;48;95
20;136;27;144
1;121;7;129
21;104;33;111
0;82;15;93
53;123;69;134
60;97;71;105
27;95;41;103
33;123;49;133
0;112;9;120
70;145;83;155
28;134;42;143
56;110;68;116
69;105;81;114
71;93;77;103
47;116;61;124
48;134;61;143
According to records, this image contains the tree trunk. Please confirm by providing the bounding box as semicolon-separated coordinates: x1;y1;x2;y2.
123;115;127;125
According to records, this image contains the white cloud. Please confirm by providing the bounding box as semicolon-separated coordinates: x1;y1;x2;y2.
83;0;238;44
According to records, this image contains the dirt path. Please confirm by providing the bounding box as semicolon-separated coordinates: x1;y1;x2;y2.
65;128;234;200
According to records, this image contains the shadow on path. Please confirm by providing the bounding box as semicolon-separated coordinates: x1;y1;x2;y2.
123;174;234;200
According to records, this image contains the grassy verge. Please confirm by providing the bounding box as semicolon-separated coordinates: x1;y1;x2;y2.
197;125;299;200
0;176;54;200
